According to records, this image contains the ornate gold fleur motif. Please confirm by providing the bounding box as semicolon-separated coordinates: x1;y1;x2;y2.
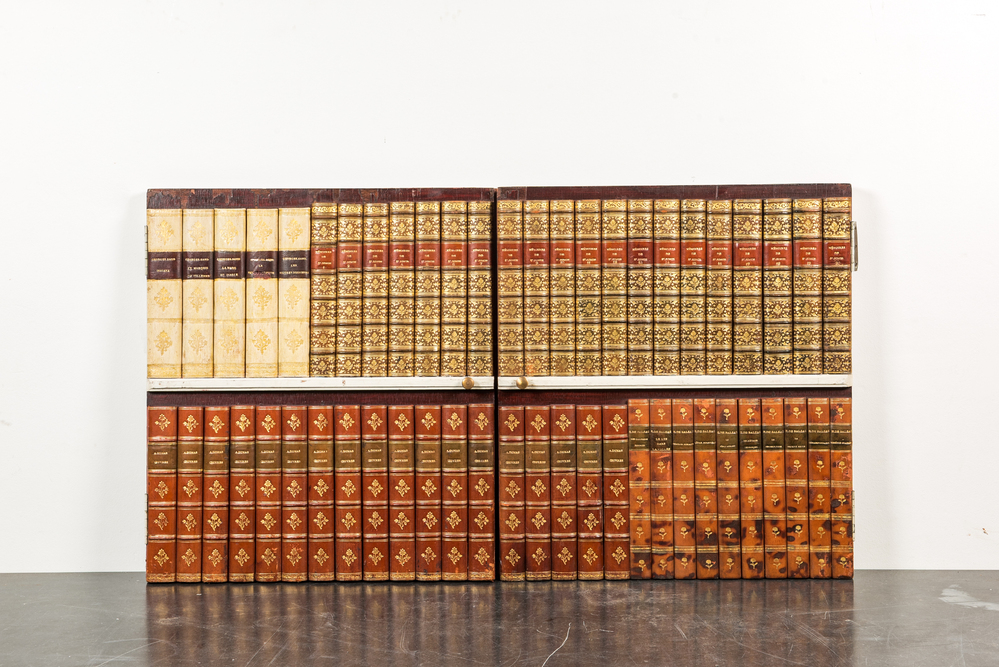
582;548;598;565
583;513;599;530
207;549;223;568
367;412;383;430
182;480;198;498
154;481;169;499
368;480;384;497
505;480;520;498
261;415;277;433
287;547;303;566
207;480;225;499
235;414;251;432
657;460;667;474
445;511;462;529
313;511;329;530
635;461;645;475
286;414;301;431
582;480;598;497
504;414;520;432
153;512;169;530
610;414;625;432
232;479;249;498
314;548;330;566
531;479;547;497
260;513;277;531
205;415;223;434
235;512;251;531
446;479;462;498
532;548;547;566
154;413;171;431
421;479;436;497
582;414;598;432
312;413;329;431
207;513;223;531
611;512;626;530
369;548;384;565
181;548;197;567
395;479;410;497
153;549;170;567
422;512;437;530
505;513;521;531
422;547;436;563
339;412;355;431
555;414;571;432
531;414;546;433
557;547;573;565
475;412;489;431
395;549;411;567
154;330;172;355
395;512;410;530
446;547;462;565
610;479;626;498
447;412;462;431
342;480;357;497
473;511;489;529
368;511;384;530
234;548;250;566
341;512;357;530
342;549;357;567
531;512;546;530
182;415;198;433
395;413;410;431
287;513;302;530
505;549;520;567
422;412;436;430
611;547;627;565
284;284;302;310
285;480;302;498
153;287;173;311
474;548;490;566
556;511;572;529
314;479;330;496
474;478;490;497
259;480;276;498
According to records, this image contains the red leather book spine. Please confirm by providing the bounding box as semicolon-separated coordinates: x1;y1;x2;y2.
574;200;602;376
524;200;550;377
738;399;765;579
307;405;335;581
762;398;787;578
830;398;853;578
679;199;706;375
441;202;468;377
784;397;810;579
808;398;832;578
415;405;443;580
763;199;793;374
466;201;494;376
361;405;389;580
601;200;628;375
576;405;604;579
467;403;496;580
550;405;577;580
336;204;363;376
201;406;229;583
388;202;416;377
792;199;823;374
147;407;178;583
498;406;526;580
822;198;852;373
628;399;651;578
227;405;255;582
388;405;416;581
176;406;204;582
627;201;653;375
414;202;442;376
715;399;741;579
733;199;764;374
497;199;524;377
361;203;389;377
525;406;552;580
549;201;575;376
255;405;282;582
603;404;630;580
441;405;469;580
671;399;696;579
653;199;680;375
649;398;674;579
706;200;733;375
281;406;308;581
693;399;718;579
334;405;362;581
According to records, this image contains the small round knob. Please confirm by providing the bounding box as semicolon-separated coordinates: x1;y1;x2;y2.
461;377;475;390
516;376;529;390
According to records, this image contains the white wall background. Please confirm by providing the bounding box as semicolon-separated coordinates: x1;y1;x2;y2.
0;0;995;572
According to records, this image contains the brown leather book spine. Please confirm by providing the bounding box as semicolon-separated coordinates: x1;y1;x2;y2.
783;398;810;579
762;398;787;578
792;199;823;374
525;406;552;580
574;200;602;375
738;399;764;579
602;404;630;580
336;204;363;376
830;398;853;578
388;405;416;581
415;405;443;580
307;406;335;581
706;200;733;375
414;202;442;376
671;399;696;579
733;199;764;374
628;399;651;578
680;199;707;375
334;405;362;581
497;199;524;377
716;399;740;579
147;407;178;583
201;406;229;583
524;201;551;377
361;405;390;580
550;404;577;580
693;399;718;579
549;201;575;376
176;406;204;582
467;403;496;580
388;202;416;377
441;202;468;377
281;406;308;581
576;405;604;579
650;398;674;578
227;405;255;582
441;405;469;580
823;198;852;373
498;406;526;580
653;199;681;375
601;200;628;375
808;398;832;578
310;203;337;376
627;200;654;375
467;201;494;376
763;199;793;374
255;406;282;582
362;203;389;377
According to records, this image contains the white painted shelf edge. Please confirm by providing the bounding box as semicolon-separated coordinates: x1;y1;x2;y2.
496;375;852;390
147;377;496;392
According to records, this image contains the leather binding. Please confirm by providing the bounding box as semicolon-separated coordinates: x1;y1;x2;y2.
715;398;741;579
441;202;468;377
362;204;390;377
733;199;764;374
336;204;363;376
783;398;810;578
255;405;282;581
147;209;183;378
497;199;524;377
334;405;363;581
693;399;718;579
441;405;469;580
388;202;416;377
653;199;681;375
176;407;204;582
466;201;494;376
213;208;247;377
309;204;337;376
706;200;733;375
649;398;674;579
671;399;696;579
549;201;575;375
829;398;853;578
307;405;335;581
147;406;178;582
413;202;442;376
201;406;229;583
228;405;256;582
278;207;311;377
467;403;496;580
415;405;443;580
246;209;280;378
761;398;787;578
627;399;651;578
498;406;526;581
524;200;550;376
281;406;308;581
181;209;214;378
792;199;823;374
575;200;602;376
524;406;552;580
627;200;654;375
679;199;707;375
361;405;390;580
550;404;577;580
822;198;852;374
737;399;764;579
601;200;628;375
807;397;832;578
603;404;631;579
388;405;416;580
576;405;603;579
762;199;793;374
